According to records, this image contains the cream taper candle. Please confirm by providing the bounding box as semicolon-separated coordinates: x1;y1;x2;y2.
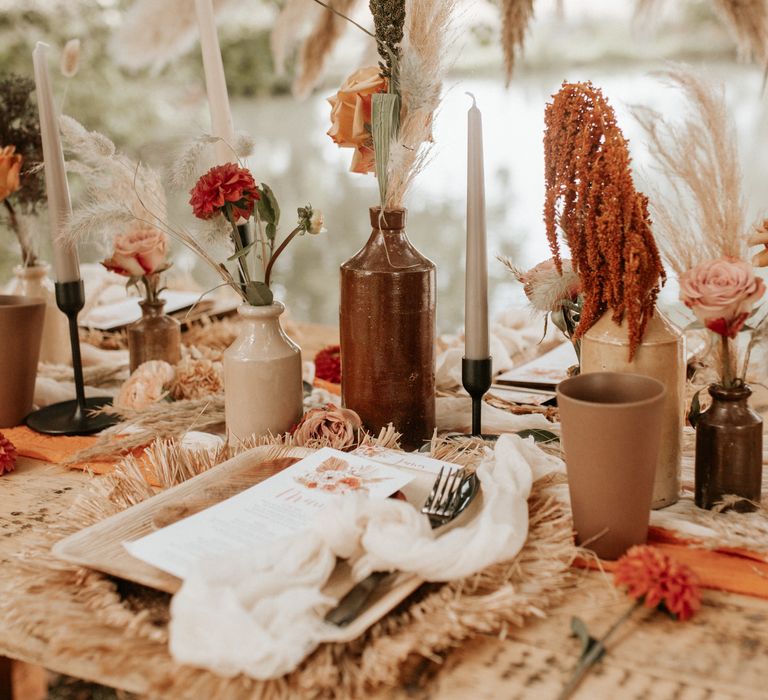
194;0;236;165
465;94;489;360
32;42;80;283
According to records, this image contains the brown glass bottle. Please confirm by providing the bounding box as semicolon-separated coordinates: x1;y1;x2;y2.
340;207;436;450
695;384;762;512
127;300;182;372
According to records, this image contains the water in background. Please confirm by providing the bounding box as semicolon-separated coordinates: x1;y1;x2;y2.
212;61;766;333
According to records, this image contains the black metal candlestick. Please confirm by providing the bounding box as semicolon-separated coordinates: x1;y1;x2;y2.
462;356;492;436
25;280;118;435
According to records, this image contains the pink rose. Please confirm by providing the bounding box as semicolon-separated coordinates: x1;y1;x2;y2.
291;404;362;450
679;257;766;338
102;223;168;277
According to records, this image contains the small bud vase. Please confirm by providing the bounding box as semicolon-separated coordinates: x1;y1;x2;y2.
126;299;182;372
580;309;685;509
340;206;436;450
695;384;762;511
10;263;70;365
223;301;303;442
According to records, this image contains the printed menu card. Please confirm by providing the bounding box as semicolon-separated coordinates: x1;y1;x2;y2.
124;447;413;580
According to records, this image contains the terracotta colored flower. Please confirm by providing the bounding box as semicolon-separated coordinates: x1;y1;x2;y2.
0;146;23;202
189;163;259;221
102;222;168;277
314;345;341;384
291;404;362;449
748;219;768;267
327;67;388;174
0;432;17;475
613;545;702;621
679;257;765;338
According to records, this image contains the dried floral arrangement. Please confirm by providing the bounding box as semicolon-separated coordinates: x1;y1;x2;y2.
325;0;455;209
500;0;535;85
543;81;666;360
501;256;582;358
63;116;324;307
0;74;45;266
634;67;767;392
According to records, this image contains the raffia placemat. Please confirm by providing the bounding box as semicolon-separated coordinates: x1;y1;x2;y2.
2;438;577;699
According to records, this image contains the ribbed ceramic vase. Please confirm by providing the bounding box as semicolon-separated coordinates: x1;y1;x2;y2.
695;384;762;512
0;295;46;427
223;301;303;442
340;207;436;450
579;310;685;509
9;263;70;365
126;300;182;373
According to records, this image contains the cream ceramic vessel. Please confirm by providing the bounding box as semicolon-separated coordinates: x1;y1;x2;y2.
580;310;685;509
223;302;303;442
10;263;71;366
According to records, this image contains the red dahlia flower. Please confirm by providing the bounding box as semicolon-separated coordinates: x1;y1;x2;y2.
0;432;17;475
613;545;702;621
189;163;259;221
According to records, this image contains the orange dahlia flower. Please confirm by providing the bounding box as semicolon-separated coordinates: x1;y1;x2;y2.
613;545;702;621
189;163;259;221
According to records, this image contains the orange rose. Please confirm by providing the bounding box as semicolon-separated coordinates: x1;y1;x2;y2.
327;67;387;174
0;146;23;202
103;222;168;277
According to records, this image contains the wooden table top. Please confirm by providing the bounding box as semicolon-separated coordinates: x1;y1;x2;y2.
1;455;767;700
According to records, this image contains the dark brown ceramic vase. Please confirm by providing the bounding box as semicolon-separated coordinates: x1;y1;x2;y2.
127;299;182;372
340;207;436;450
695;384;762;512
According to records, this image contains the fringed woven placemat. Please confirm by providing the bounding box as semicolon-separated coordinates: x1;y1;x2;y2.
1;438;577;699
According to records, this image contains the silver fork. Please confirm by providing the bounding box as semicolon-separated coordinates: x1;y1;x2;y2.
422;466;467;527
324;466;470;627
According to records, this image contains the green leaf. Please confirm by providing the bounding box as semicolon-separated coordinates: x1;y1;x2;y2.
244;280;273;306
266;222;277;242
227;241;257;261
688;387;704;429
371;92;401;206
571;617;604;663
516;428;559;444
257;183;280;232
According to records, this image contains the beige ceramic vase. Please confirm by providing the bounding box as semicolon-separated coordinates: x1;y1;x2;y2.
223;301;303;443
10;263;71;366
580;310;685;509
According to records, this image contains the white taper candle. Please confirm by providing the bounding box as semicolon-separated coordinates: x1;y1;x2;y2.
465;93;490;360
194;0;236;165
32;42;80;283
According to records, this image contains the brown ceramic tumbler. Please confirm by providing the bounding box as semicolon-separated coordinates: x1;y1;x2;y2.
557;372;666;560
0;295;46;428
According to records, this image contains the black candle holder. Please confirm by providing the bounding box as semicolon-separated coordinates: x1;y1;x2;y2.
25;280;119;435
462;356;492;436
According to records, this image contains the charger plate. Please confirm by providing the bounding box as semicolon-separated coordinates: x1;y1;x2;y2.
52;445;438;642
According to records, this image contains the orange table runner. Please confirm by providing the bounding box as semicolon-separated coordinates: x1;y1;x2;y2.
575;525;768;600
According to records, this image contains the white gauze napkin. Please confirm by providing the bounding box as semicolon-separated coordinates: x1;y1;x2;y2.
169;434;559;679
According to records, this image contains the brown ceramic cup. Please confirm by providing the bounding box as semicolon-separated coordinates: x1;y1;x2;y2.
556;371;666;560
0;295;46;428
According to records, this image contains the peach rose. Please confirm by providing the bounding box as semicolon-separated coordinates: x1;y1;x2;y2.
327;67;387;174
103;222;168;277
292;404;362;449
679;257;766;337
115;360;175;410
0;146;23;202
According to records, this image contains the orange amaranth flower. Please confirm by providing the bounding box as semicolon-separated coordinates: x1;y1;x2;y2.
613;545;701;621
0;431;17;475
